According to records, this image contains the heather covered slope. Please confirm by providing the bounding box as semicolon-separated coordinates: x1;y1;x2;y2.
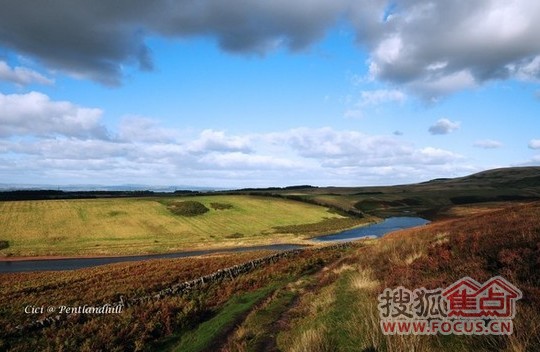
223;201;540;352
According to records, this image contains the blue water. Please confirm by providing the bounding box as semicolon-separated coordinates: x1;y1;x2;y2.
313;217;429;242
0;244;305;273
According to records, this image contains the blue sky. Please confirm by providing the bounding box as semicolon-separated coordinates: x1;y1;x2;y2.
0;1;539;188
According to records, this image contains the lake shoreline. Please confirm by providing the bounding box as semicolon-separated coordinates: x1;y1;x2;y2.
0;217;428;272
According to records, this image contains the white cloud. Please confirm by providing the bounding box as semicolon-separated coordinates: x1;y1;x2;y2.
272;127;461;169
529;139;540;149
6;139;131;160
428;118;460;135
0;91;107;139
0;61;53;86
188;129;252;154
1;122;469;187
361;0;540;99
474;139;503;149
372;35;403;66
408;70;477;102
117;116;179;143
414;147;462;165
345;89;406;118
508;55;540;81
199;152;296;170
359;89;406;106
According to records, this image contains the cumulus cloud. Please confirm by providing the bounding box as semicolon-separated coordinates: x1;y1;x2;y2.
1;121;467;186
428;118;460;135
268;127;462;169
362;0;540;99
474;139;503;149
345;88;407;118
359;89;406;106
7;139;132;160
0;0;347;85
199;152;295;170
414;147;462;165
0;61;53;86
188;130;252;154
283;127;408;161
117;116;179;143
2;0;540;96
529;139;540;149
0;91;108;139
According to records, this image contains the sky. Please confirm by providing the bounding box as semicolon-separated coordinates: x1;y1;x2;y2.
0;0;539;188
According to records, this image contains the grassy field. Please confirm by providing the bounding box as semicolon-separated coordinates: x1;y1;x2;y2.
0;195;369;257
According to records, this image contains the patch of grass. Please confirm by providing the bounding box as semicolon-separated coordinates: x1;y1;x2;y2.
77;207;88;221
107;210;126;217
225;232;244;239
226;286;299;351
172;285;278;352
354;199;405;212
210;202;233;210
168;201;210;217
273;217;370;236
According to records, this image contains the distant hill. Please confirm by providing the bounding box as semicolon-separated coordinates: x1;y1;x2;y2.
420;166;540;188
1;167;538;215
229;167;540;219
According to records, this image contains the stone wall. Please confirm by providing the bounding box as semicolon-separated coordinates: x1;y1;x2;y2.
12;242;353;334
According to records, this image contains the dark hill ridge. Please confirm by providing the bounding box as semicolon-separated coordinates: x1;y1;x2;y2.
420;166;540;187
229;167;540;219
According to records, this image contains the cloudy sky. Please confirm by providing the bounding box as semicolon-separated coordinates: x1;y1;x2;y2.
1;0;539;188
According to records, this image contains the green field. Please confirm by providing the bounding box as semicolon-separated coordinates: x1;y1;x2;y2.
0;195;366;257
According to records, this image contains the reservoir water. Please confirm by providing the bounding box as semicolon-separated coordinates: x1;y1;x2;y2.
0;244;304;273
313;216;429;242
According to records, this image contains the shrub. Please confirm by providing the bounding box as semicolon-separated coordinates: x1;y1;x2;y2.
0;240;8;250
168;201;209;217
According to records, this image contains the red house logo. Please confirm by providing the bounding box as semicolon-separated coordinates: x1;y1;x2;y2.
442;276;522;319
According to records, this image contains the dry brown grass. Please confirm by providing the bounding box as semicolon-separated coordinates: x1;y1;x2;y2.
350;268;379;291
284;201;540;352
287;326;334;352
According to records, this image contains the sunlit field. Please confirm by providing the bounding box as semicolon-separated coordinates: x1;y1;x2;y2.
0;195;368;257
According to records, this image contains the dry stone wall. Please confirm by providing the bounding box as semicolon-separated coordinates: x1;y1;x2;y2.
13;242;353;334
